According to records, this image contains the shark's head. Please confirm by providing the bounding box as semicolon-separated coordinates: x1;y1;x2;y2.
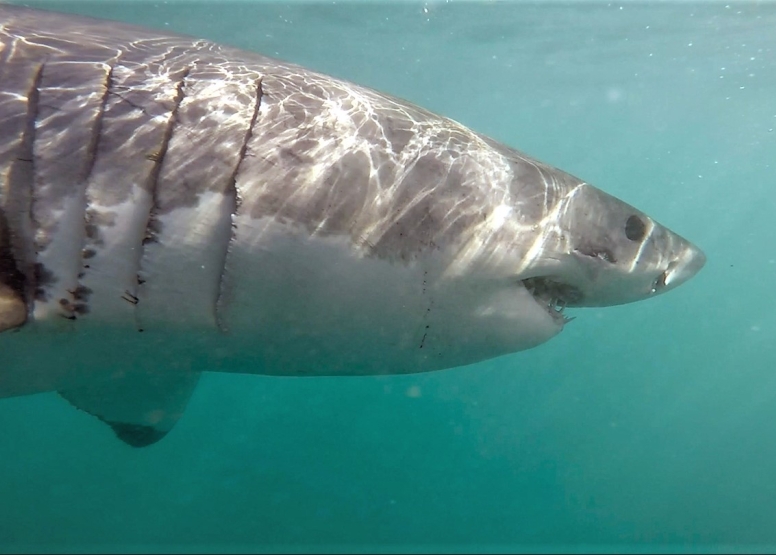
514;182;705;324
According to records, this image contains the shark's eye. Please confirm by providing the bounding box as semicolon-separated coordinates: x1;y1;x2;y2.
625;215;647;242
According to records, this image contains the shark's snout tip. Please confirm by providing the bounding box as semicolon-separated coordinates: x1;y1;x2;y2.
690;245;707;274
683;243;707;278
665;242;706;290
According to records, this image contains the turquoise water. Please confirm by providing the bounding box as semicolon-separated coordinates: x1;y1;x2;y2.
1;1;774;552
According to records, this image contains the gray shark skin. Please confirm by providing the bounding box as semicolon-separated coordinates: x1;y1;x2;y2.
0;5;705;446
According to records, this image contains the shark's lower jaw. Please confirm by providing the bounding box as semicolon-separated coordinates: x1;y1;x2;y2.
521;277;583;326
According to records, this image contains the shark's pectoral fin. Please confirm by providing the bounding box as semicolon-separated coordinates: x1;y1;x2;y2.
58;371;201;447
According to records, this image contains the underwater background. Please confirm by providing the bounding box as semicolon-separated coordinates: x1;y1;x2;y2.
0;0;774;552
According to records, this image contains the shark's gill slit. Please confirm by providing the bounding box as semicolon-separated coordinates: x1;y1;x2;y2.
19;63;44;313
82;64;115;186
1;61;46;323
142;66;190;247
133;65;190;329
215;77;263;333
73;62;115;319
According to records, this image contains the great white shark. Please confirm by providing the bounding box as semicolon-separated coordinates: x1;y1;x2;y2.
0;4;705;446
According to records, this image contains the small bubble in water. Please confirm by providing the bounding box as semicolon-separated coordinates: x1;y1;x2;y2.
406;385;422;398
606;88;624;103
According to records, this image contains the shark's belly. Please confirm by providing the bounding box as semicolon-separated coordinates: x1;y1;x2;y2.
1;218;559;398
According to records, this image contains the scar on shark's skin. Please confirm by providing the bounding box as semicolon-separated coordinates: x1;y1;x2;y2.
122;292;139;305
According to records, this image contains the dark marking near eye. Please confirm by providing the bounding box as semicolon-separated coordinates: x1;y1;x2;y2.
625;215;647;242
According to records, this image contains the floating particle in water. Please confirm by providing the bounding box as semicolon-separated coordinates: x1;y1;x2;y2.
406;385;422;398
606;87;624;103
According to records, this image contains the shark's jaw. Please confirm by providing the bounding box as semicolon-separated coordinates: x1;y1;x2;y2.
520;276;582;327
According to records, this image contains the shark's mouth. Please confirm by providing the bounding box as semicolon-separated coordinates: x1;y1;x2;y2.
522;277;583;326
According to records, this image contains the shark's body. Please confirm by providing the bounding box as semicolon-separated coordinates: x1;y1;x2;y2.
0;5;705;446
